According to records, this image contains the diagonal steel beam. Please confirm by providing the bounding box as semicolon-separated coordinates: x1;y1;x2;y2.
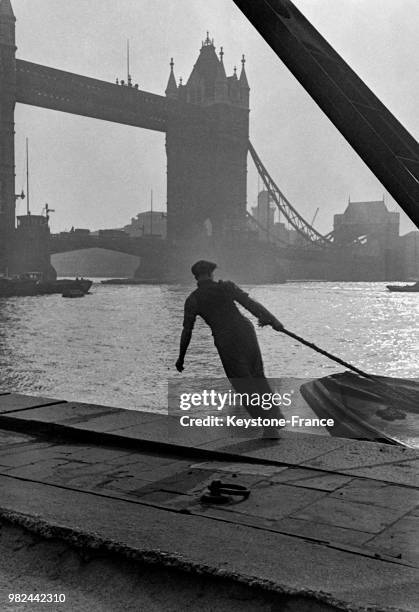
233;0;419;227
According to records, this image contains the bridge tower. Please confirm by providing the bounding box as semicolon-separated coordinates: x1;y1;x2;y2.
0;0;55;279
0;0;16;273
164;34;251;278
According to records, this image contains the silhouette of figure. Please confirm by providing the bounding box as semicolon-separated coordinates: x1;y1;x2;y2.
176;260;285;437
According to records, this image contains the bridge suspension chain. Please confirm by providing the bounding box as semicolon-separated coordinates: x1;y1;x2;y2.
248;141;333;247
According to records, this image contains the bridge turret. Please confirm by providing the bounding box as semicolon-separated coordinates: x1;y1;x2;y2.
239;54;250;108
0;0;16;272
0;0;15;92
177;77;186;102
228;67;240;104
0;0;14;35
165;57;178;99
185;33;224;106
183;34;249;109
214;47;228;103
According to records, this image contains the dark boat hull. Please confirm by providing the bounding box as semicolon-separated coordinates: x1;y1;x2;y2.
0;278;38;297
0;278;92;298
387;284;419;292
62;289;85;298
300;372;419;448
38;279;92;294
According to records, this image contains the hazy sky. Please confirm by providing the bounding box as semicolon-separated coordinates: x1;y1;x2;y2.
12;0;419;235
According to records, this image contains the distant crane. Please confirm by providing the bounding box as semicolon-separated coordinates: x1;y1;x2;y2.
310;207;319;227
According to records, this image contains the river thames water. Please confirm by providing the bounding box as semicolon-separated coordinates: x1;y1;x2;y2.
0;281;418;412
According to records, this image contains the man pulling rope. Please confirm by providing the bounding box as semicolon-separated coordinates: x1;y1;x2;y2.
176;260;284;438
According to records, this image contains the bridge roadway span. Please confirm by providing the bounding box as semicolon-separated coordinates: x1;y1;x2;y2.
49;233;331;263
0;389;417;611
49;233;167;258
16;60;207;132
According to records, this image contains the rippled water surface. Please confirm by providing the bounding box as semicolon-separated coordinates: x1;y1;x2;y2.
0;281;418;411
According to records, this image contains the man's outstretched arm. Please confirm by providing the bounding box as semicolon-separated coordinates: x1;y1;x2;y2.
176;327;192;372
176;295;197;372
224;281;284;330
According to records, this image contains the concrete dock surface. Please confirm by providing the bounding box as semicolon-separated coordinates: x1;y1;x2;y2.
0;392;417;611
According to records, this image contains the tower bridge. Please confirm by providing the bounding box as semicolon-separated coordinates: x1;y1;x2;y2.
1;0;417;282
1;0;339;283
1;2;257;280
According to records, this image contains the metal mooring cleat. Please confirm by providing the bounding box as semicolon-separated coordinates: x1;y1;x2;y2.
200;479;251;505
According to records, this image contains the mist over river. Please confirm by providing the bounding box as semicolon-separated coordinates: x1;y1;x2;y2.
0;281;417;412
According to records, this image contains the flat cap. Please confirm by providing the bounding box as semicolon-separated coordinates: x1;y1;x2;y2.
191;260;217;277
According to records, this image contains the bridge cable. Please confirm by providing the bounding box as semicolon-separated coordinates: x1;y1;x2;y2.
248;141;332;247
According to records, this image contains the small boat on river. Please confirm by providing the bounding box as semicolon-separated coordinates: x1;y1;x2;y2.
0;273;92;298
386;282;419;292
62;288;85;298
40;277;92;295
